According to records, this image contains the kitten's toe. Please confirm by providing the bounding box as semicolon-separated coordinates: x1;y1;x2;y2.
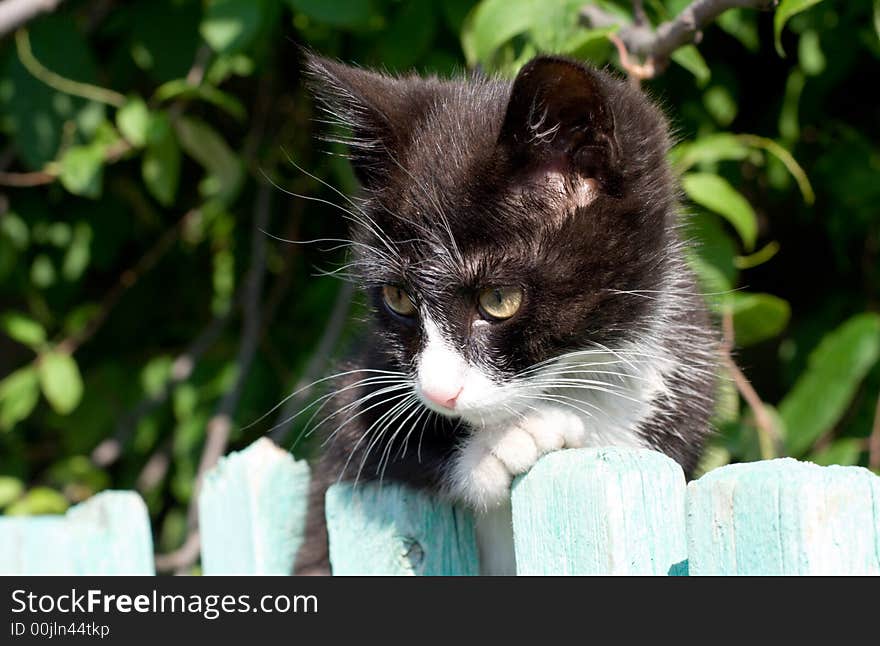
549;408;588;448
490;427;539;474
450;440;512;510
518;413;566;453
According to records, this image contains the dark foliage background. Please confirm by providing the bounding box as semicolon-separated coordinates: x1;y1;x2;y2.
0;0;878;567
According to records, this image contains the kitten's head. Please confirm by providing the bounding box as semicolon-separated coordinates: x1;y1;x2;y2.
306;54;678;426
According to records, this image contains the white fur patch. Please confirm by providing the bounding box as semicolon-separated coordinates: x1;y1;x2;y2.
416;318;468;410
416;317;511;424
418;309;679;575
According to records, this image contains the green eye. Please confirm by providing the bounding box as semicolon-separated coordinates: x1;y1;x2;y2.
382;285;416;316
478;286;523;320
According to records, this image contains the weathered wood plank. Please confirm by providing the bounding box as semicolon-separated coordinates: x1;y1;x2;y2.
326;482;479;575
199;437;310;574
687;458;880;575
0;491;154;574
511;447;688;575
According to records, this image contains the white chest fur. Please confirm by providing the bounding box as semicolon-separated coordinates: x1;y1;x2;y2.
467;344;672;575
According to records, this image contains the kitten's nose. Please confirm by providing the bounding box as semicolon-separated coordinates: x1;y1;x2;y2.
420;385;463;410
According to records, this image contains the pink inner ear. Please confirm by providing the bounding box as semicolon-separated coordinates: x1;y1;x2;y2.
543;170;599;211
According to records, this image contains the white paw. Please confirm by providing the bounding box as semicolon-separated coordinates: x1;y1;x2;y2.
518;410;566;453
448;407;587;511
490;427;538;474
520;406;588;450
448;433;511;511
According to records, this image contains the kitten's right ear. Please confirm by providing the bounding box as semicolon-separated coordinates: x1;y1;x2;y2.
498;56;621;200
303;53;422;189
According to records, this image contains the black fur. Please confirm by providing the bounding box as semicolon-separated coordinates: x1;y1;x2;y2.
292;54;718;574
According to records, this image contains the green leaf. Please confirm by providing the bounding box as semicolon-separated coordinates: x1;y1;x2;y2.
174;116;244;204
141;355;173;398
774;0;825;57
38;351;84;415
285;0;374;29
685;211;738;296
778;68;805;142
682;173;758;250
703;86;737;127
808;439;864;467
153;79;246;121
0;366;40;431
716;8;760;52
798;30;825;76
0;212;29;250
48;455;110;494
875;0;880;41
462;0;543;66
0;476;24;509
61;222;92;282
142;112;181;207
671;45;711;86
5;487;69;516
30;254;56;288
726;292;791;346
734;241;780;269
694;444;732;478
559;27;616;63
670;133;751;171
173;383;199;421
58;144;104;199
0;311;46;349
779;314;880;456
201;0;264;54
116;97;151;147
736;134;814;204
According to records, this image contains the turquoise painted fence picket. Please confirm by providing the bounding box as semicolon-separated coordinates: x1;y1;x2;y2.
1;437;879;575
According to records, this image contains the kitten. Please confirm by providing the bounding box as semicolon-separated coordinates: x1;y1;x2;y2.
292;54;718;575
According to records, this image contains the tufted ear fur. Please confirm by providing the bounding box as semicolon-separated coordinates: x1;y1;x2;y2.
303;53;434;189
498;56;622;203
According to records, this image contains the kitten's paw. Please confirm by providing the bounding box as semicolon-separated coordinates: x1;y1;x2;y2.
448;435;512;511
448;407;588;511
518;406;587;450
490;426;539;474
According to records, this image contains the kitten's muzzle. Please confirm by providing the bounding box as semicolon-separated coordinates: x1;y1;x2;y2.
419;384;463;411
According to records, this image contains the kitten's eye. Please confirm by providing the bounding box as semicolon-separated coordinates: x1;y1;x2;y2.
478;286;523;321
382;285;417;317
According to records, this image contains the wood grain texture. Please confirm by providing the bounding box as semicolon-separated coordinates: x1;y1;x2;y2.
0;491;154;574
687;458;880;575
199;437;310;574
511;447;688;575
326;482;479;575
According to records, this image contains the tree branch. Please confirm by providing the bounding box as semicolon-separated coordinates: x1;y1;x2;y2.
14;28;126;106
90;306;233;467
581;0;778;77
156;182;272;575
0;0;64;37
721;310;782;459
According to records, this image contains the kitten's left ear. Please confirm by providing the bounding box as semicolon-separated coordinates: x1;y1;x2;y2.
498;56;620;198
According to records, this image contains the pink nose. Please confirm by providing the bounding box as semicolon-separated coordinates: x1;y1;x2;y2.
421;385;463;410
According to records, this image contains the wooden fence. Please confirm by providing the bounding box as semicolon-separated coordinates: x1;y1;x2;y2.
1;438;879;575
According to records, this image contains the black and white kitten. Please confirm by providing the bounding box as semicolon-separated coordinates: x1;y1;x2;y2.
293;54;718;575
